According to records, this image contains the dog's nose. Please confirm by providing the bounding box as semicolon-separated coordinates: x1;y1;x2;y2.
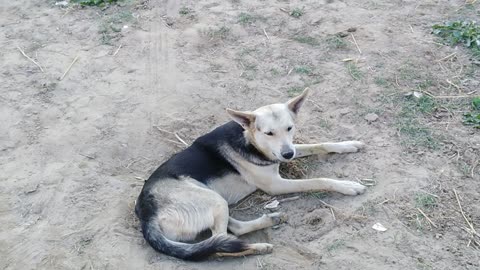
281;150;294;160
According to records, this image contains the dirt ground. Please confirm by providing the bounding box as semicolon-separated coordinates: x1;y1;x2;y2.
1;0;479;269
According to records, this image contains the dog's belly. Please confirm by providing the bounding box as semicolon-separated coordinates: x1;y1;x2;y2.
206;173;257;205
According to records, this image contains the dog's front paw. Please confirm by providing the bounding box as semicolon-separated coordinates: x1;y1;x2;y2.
267;212;288;225
334;180;366;195
336;141;365;153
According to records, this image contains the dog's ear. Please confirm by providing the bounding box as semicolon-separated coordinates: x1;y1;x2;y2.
287;87;309;114
226;109;256;129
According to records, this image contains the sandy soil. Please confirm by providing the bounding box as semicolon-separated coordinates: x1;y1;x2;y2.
1;0;479;269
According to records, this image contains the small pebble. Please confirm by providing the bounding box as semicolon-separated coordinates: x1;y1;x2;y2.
364;113;379;123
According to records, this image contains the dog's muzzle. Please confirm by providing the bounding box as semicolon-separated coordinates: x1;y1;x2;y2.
281;149;294;160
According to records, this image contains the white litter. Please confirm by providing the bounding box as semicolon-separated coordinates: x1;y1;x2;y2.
264;200;279;209
55;1;69;6
404;91;423;99
372;222;387;232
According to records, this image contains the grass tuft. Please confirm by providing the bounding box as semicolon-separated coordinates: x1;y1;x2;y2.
415;193;437;210
293;35;319;46
294;65;313;75
179;7;193;16
290;8;304;18
396;96;439;149
238;12;256;25
325;35;347;49
72;0;117;6
346;62;362;80
463;97;480;128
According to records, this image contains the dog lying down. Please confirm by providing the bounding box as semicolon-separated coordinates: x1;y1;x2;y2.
135;88;366;261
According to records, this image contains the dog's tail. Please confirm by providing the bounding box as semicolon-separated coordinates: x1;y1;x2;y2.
141;220;248;261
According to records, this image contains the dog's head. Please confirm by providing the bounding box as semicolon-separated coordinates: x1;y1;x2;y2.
226;88;309;162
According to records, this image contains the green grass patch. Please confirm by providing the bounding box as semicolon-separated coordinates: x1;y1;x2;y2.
432;21;480;59
238;12;256;25
396;96;439;149
374;77;389;87
325;35;347;49
290;8;304;18
294;65;313;75
293;35;319;46
73;0;118;6
415;193;437;210
179;7;193;16
309;191;329;200
463;97;480;128
346;62;362;80
397;120;437;149
206;26;231;40
270;68;280;76
326;239;345;254
287;86;305;96
98;9;133;44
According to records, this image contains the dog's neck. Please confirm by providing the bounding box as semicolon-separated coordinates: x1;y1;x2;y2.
242;129;278;166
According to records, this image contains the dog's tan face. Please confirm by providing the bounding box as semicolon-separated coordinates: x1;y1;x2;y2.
227;88;309;162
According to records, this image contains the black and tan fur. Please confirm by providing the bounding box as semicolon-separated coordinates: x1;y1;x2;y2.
135;89;366;261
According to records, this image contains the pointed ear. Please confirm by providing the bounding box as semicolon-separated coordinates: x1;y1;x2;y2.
287;87;310;114
226;108;256;129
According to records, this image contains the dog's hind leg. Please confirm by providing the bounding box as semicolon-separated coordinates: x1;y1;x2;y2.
227;213;288;236
294;141;365;158
209;198;274;257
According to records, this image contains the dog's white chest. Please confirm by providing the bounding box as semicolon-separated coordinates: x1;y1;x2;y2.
207;174;257;205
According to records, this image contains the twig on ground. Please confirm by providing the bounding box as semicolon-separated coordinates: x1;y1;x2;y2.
358;178;377;186
437;52;456;62
113;44;122;56
318;199;338;210
419;190;439;198
17;46;44;72
433;95;471;99
60;55;79;81
256;258;263;269
154;126;189;147
278;196;300;203
126;158;140;168
263;28;271;43
174;133;189;146
79;153;95;159
165;139;185;147
330;208;336;220
453;189;477;235
446;79;461;91
154;126;174;135
471;160;478;179
378;199;390;205
417;207;438;228
351;33;362;54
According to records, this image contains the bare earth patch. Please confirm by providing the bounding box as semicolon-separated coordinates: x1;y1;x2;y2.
1;0;479;269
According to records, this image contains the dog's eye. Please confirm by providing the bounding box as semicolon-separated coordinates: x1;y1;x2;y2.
287;126;293;132
265;131;274;136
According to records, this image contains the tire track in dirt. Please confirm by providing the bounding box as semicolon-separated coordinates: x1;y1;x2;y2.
144;0;185;116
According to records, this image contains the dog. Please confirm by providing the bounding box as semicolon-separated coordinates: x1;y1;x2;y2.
135;88;366;261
